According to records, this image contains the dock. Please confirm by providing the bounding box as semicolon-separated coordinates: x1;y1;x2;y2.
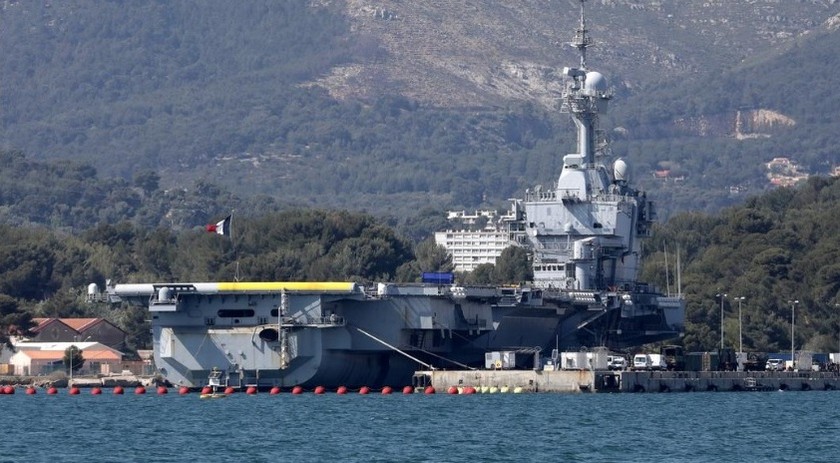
621;370;840;392
415;369;617;393
415;369;840;393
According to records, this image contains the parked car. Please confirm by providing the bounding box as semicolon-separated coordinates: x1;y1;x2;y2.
765;358;785;371
607;355;627;370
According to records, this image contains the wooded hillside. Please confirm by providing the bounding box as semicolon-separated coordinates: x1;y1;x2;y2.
642;176;840;353
2;1;840;219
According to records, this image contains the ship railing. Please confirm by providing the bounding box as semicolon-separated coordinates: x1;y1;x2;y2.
524;189;636;205
280;315;346;328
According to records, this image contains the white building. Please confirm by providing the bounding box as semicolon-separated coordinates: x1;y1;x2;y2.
7;341;123;376
435;209;523;272
434;209;525;272
434;229;514;272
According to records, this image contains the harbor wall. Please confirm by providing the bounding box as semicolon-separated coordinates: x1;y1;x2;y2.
621;370;840;393
421;369;840;393
422;369;600;393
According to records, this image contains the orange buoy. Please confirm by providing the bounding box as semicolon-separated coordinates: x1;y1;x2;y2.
179;386;190;395
359;386;370;394
447;386;458;394
25;387;36;395
246;386;257;395
292;386;303;395
224;386;235;394
336;386;348;395
424;386;435;395
157;386;168;395
134;386;146;395
3;385;15;395
463;386;476;395
91;387;102;395
47;387;58;395
269;386;281;395
201;386;212;395
381;386;393;395
314;386;325;394
69;387;81;395
402;385;414;394
113;386;124;395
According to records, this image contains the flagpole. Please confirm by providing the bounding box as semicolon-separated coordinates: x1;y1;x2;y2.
231;209;240;282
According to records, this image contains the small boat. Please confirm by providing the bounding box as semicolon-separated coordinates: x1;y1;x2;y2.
200;368;227;399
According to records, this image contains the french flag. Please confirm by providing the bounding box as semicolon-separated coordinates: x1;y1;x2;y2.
206;215;232;236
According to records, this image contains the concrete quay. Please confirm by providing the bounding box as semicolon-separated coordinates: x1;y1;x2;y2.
621;370;840;393
418;369;840;393
417;369;615;393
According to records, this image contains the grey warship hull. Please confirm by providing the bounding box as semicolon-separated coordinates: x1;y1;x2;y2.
106;0;686;390
109;281;682;389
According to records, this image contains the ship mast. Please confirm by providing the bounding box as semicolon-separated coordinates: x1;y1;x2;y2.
570;0;591;69
561;0;609;169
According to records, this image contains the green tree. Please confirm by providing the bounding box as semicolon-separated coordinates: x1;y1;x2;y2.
493;246;532;284
413;239;453;273
110;307;151;354
460;264;495;285
395;238;453;282
63;345;85;374
0;293;33;353
132;170;160;196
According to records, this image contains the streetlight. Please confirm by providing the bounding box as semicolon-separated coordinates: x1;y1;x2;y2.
835;303;840;362
735;296;746;354
789;300;799;370
69;344;77;388
716;293;727;349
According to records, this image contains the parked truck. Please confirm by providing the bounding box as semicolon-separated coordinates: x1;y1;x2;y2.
660;345;685;371
632;353;668;371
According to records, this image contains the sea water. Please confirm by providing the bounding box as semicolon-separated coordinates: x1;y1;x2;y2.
1;390;838;463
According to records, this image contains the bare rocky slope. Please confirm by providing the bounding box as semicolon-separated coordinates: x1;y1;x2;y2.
310;0;840;109
2;0;840;221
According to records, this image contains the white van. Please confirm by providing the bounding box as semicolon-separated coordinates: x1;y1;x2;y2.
633;353;667;371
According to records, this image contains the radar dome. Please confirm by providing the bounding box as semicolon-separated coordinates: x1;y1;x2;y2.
613;158;629;182
584;71;608;93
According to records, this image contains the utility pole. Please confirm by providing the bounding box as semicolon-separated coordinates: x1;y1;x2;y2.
716;293;727;349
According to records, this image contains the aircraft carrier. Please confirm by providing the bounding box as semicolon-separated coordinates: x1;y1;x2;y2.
101;0;684;390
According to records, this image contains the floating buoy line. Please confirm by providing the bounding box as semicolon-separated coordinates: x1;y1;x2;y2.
0;384;526;396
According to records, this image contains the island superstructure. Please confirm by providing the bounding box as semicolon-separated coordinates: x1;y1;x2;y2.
99;0;684;390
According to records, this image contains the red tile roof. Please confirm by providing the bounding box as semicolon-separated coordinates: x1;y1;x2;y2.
23;349;121;361
32;318;113;333
61;318;101;331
